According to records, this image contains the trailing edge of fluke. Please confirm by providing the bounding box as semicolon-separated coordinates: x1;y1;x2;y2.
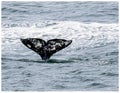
20;38;72;60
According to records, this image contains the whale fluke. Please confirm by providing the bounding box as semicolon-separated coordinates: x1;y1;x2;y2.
20;38;72;60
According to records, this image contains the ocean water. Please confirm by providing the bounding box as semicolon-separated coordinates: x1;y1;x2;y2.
1;1;119;91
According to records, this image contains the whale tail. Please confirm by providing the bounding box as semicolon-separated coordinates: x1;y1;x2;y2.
20;38;72;60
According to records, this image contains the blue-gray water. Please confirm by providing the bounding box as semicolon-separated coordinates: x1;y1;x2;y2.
2;1;118;91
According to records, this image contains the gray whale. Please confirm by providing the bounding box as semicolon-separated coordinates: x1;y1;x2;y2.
20;38;72;60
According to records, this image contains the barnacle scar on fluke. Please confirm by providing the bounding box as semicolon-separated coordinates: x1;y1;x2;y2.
20;38;72;61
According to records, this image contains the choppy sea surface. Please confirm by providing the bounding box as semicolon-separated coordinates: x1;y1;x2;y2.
2;2;118;91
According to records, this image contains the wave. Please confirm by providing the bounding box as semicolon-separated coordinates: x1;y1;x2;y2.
2;21;118;49
2;7;28;13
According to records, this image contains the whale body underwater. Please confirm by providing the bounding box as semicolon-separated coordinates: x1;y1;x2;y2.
20;38;72;60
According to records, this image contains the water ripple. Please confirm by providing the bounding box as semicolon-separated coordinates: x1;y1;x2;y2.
100;72;118;76
86;82;108;88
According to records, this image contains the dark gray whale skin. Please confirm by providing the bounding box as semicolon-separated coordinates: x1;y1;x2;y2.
20;38;72;60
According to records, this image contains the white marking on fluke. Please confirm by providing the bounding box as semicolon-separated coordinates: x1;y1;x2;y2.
20;38;72;61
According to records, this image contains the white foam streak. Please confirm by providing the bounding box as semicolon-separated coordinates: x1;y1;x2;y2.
2;21;118;50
